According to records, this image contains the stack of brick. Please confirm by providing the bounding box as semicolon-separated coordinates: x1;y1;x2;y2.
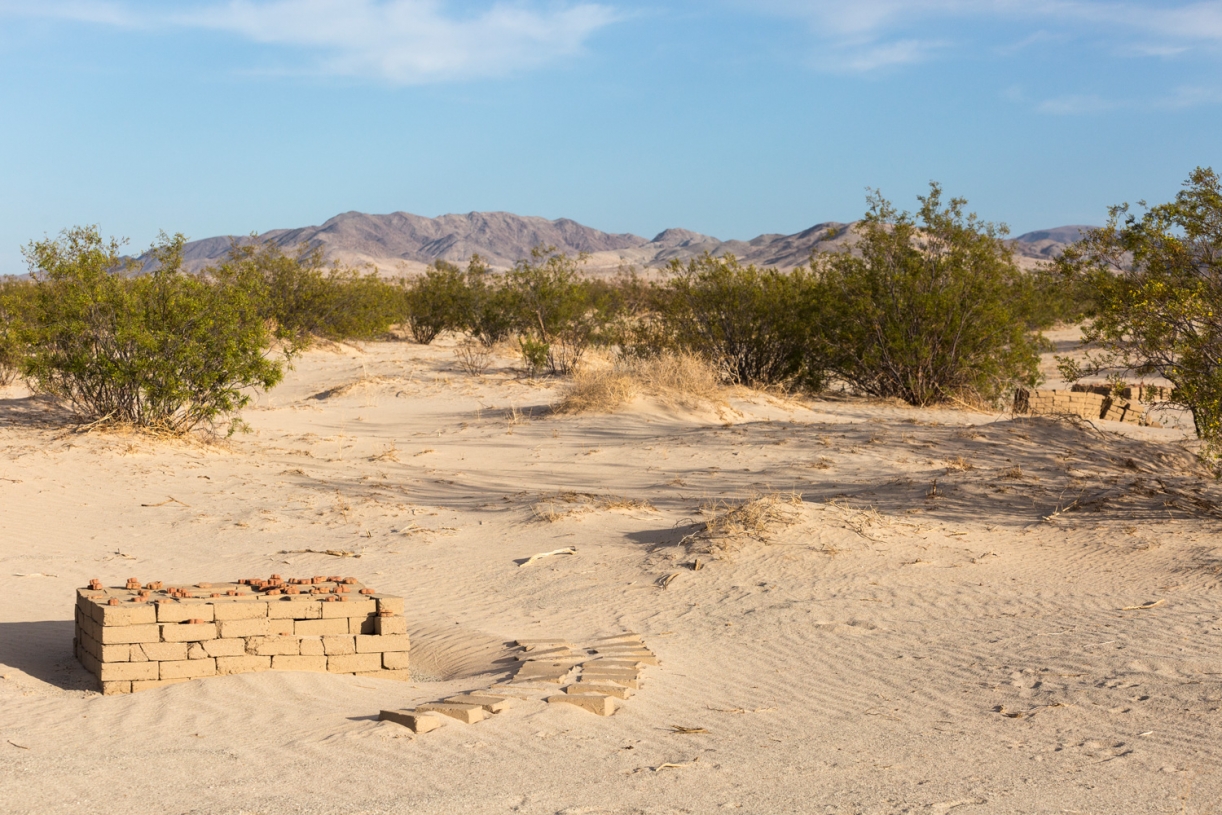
1013;388;1153;426
74;575;408;695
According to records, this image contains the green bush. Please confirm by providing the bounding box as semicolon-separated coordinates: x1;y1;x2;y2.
460;256;517;348
640;253;824;389
21;227;282;433
401;261;467;344
814;185;1043;406
0;277;34;386
1057;167;1222;457
211;240;404;350
504;247;607;376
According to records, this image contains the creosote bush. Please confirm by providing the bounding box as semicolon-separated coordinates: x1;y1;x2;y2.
20;227;283;433
0;277;33;386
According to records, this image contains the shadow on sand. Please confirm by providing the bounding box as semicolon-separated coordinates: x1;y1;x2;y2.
0;620;95;691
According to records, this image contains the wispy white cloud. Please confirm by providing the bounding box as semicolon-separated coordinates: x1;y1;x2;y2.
1036;84;1222;114
0;0;618;84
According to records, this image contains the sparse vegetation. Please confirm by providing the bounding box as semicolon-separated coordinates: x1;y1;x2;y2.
555;352;723;414
0;277;33;386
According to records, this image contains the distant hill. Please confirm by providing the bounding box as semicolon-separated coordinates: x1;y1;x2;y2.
155;210;1092;275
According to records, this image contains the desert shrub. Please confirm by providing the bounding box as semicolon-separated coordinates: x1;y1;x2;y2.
814;184;1043;406
1057;167;1222;459
460;256;517;348
0;277;34;386
635;254;823;389
21;227;282;432
505;246;608;376
211;240;403;350
402;261;467;344
555;352;723;414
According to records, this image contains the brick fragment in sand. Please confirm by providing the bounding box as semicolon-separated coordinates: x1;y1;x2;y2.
323;636;356;656
382;651;410;670
161;622;217;642
268;599;321;619
272;654;328;672
591;633;642;643
356;669;412;681
374;615;407;636
295;618;349;636
97;603;157;627
216;655;271;675
157;603;213;624
202;638;246;658
565;682;634;699
299;638;325;656
98;661;160;682
514;638;568;648
379;709;443;732
160;658;217;680
101;681;131;695
375;596;404;616
217;618;268;638
187;643;209;660
139;641;188;661
579;673;640;689
98;624;161;645
356;634;409;653
321;599;377;619
248;636;300;656
212;602;267;621
327;653;381;673
444;694;512;713
416;703;487;724
132;678;189;692
547;694;617;716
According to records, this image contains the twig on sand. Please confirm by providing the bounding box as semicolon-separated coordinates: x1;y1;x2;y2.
1121;599;1165;611
7;740;29;749
279;548;359;558
141;496;190;508
668;725;707;734
657;572;681;589
518;547;577;567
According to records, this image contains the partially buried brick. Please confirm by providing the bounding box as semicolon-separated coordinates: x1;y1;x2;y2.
131;678;189;692
379;709;443;733
547;693;617;716
416;703;487;724
160;658;217;680
98;661;160;682
101;681;132;695
326;653;381;673
216;655;271;675
272;654;328;672
444;694;512;713
565;682;634;700
356;669;412;681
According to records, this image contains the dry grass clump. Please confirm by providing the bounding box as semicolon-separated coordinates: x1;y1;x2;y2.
532;491;656;522
944;456;974;471
684;491;804;556
555;353;724;414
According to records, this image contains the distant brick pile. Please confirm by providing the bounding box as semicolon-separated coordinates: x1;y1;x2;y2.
1013;388;1156;427
74;575;408;695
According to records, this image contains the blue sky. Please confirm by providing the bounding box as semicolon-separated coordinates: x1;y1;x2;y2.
1;0;1220;274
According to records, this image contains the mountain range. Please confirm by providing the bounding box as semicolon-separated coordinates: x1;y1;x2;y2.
167;211;1093;275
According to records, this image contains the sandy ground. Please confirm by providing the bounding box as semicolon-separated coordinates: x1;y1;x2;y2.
2;336;1221;815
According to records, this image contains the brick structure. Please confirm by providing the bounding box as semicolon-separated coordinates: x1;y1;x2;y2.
74;575;408;694
1013;388;1155;426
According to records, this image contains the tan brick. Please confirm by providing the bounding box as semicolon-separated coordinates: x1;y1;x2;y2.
374;615;407;635
547;693;616;716
565;681;634;699
202;638;246;658
156;602;214;623
375;596;404;615
160;622;217;642
357;634;409;653
217;618;268;638
268;618;295;636
326;653;381;673
356;669;412;682
187;643;209;660
299;638;325;656
98;624;161;645
322;636;356;656
272;654;328;672
445;694;512;713
212;602;268;621
132;678;189;692
268;599;321;619
79;613;101;643
379;709;443;732
160;658;216;680
295;618;349;636
98;603;158;627
248;636;300;656
416;703;486;724
321;599;376;619
101;681;131;695
349;615;375;635
382;651;410;670
78;648;100;676
98;661;160;682
217;655;271;675
139;641;188;662
125;644;147;662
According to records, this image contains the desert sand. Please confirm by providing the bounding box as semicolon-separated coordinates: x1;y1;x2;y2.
2;334;1221;814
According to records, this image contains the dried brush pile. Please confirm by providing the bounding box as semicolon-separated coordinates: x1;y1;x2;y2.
682;492;805;557
555;353;724;414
